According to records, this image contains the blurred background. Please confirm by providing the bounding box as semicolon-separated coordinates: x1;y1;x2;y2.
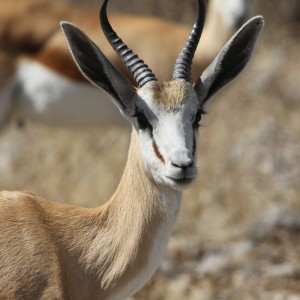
0;0;300;299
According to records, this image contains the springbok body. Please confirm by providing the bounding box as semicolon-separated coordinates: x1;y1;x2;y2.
0;0;251;128
0;0;263;298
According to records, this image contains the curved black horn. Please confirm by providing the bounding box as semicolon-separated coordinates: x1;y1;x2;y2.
100;0;157;87
172;0;206;82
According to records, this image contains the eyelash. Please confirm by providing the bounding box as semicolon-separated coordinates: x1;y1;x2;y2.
193;109;204;128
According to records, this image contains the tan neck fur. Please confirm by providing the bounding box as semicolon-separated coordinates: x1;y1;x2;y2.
94;129;165;288
0;128;172;299
54;129;166;298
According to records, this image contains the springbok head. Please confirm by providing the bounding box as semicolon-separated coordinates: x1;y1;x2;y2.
61;0;263;190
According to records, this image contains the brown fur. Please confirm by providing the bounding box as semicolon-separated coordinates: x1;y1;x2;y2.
153;139;165;163
28;34;85;82
148;81;190;111
0;130;165;299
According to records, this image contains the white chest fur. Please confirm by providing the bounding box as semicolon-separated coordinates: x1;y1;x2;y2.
109;190;181;300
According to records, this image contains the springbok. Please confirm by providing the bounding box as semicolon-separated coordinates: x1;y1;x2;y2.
0;0;251;128
0;0;263;298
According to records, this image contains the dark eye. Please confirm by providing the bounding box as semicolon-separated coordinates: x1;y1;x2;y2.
135;112;153;131
193;109;203;129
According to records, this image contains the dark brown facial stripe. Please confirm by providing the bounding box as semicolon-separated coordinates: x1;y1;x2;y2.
153;140;165;164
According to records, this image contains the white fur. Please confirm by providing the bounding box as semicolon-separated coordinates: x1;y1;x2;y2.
12;59;127;127
135;82;199;189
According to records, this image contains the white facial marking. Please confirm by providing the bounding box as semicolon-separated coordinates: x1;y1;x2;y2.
135;81;200;190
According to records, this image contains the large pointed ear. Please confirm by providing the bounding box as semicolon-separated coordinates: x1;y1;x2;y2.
194;16;264;106
60;21;135;116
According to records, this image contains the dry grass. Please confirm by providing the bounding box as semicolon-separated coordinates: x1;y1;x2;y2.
0;0;300;299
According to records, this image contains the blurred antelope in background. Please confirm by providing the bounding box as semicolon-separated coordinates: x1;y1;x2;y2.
0;0;252;128
0;0;263;297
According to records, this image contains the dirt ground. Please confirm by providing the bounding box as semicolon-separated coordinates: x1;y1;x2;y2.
0;0;300;299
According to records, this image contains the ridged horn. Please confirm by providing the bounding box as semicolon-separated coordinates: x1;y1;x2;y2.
100;0;157;87
172;0;206;82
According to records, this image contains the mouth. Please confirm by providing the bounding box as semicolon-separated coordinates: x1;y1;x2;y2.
165;176;195;186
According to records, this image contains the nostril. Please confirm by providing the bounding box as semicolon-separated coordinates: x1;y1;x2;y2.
171;160;193;169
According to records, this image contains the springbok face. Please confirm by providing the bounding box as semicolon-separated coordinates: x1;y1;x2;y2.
133;80;200;189
61;0;264;190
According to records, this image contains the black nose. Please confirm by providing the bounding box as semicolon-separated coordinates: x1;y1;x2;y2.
171;160;193;170
169;149;193;169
